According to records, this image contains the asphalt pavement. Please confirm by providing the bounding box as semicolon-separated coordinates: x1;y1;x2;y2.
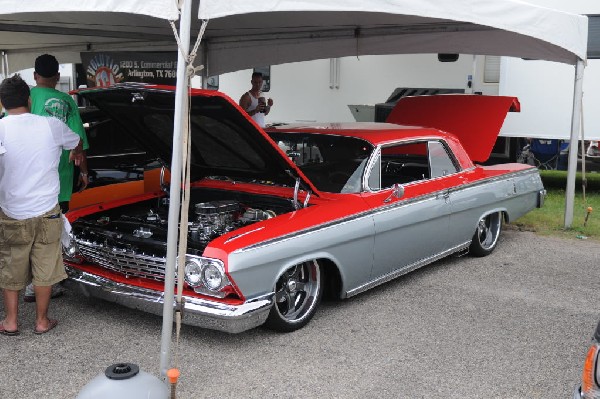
1;228;599;399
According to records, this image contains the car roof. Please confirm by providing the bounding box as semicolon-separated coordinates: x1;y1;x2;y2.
265;122;450;146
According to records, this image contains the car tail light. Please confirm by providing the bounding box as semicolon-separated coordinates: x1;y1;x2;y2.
581;344;600;398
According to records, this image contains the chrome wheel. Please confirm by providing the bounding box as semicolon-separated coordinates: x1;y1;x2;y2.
469;212;502;257
265;260;323;332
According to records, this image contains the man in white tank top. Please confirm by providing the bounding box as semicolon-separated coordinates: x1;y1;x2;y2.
239;72;274;128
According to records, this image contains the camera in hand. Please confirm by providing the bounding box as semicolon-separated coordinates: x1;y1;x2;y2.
258;97;266;113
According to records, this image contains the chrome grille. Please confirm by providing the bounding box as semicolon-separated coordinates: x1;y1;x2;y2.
77;239;169;282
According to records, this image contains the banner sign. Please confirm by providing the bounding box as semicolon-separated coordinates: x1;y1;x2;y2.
81;52;178;87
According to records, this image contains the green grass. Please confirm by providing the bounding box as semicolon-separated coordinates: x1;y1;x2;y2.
510;170;600;241
537;169;600;191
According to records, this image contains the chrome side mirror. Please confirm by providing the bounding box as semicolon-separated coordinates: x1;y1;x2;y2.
384;183;405;203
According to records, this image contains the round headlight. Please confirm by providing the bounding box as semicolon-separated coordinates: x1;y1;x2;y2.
62;235;79;258
184;260;202;287
64;242;78;257
202;263;223;291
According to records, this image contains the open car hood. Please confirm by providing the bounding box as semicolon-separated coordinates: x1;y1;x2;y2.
79;84;316;192
385;94;520;163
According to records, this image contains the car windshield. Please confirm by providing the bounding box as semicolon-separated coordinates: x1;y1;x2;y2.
268;132;374;193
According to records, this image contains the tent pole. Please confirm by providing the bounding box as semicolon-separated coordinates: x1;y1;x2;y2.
1;51;8;79
469;54;477;94
159;0;192;380
564;59;585;228
201;43;208;89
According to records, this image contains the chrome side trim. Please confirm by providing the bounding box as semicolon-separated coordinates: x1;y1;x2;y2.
236;167;541;253
224;227;265;243
450;168;540;193
87;151;147;159
346;240;471;298
235;194;436;253
362;145;381;191
64;266;274;334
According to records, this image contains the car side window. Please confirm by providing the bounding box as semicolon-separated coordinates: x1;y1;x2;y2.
428;140;459;178
368;142;430;191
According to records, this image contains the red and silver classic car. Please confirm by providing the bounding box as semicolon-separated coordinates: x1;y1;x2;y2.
63;85;545;333
574;319;600;398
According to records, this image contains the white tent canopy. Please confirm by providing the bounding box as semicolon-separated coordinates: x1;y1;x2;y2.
0;1;178;73
196;0;588;75
0;0;588;75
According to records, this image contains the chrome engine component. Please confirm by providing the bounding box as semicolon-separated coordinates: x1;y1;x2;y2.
133;226;153;238
189;200;240;241
240;208;276;223
145;210;162;224
191;200;239;241
195;200;238;228
188;200;275;243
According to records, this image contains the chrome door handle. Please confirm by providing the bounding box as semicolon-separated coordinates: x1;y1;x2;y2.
436;190;450;200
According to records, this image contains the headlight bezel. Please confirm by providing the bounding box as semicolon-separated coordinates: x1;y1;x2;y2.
183;255;229;297
62;233;83;263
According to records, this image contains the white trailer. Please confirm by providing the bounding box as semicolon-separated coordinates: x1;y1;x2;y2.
214;54;498;126
208;0;600;163
215;55;600;143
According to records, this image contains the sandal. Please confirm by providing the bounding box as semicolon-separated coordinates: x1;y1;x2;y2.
0;320;19;336
34;319;58;335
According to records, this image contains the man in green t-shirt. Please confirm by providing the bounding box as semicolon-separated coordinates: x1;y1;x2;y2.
30;54;90;211
24;54;90;303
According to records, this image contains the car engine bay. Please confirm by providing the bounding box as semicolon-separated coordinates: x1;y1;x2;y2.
70;188;295;270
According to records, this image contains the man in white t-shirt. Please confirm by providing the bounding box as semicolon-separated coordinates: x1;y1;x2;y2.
0;74;82;336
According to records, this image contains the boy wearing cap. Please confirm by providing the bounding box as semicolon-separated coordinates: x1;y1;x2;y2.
24;54;90;302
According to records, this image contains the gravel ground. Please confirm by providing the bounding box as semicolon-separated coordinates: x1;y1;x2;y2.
1;228;599;399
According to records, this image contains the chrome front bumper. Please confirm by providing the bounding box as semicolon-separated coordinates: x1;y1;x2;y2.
63;265;274;334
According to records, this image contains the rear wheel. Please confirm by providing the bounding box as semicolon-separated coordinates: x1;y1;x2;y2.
265;260;323;332
469;212;503;257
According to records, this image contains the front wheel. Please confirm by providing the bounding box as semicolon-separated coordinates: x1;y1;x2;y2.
264;260;323;332
469;212;503;257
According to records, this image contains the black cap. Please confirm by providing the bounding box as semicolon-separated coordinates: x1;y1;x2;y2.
34;54;59;78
